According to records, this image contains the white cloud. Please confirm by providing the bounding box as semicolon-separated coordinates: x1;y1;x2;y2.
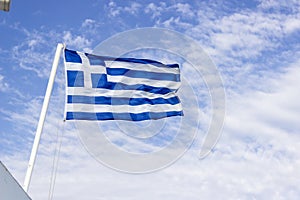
160;16;193;29
9;27;59;78
106;1;141;17
203;11;284;59
124;2;141;15
107;1;121;17
258;0;300;13
7;22;95;78
150;1;299;70
0;74;9;92
222;60;300;159
172;3;195;18
63;31;91;51
145;3;165;18
205;61;300;199
284;17;300;34
81;19;96;28
145;2;195;20
0;96;45;140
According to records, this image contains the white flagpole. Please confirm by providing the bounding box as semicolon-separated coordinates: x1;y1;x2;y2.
23;43;65;193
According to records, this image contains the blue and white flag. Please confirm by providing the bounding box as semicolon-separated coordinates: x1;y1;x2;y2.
64;48;183;121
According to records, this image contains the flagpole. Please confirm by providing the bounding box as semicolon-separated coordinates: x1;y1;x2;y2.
23;43;65;193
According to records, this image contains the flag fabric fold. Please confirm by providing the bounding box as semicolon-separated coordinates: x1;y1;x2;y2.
63;48;183;121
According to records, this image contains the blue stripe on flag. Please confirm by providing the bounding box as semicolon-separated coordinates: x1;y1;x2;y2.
113;58;179;69
65;49;82;63
91;73;174;94
85;54;106;66
67;71;84;87
67;95;180;105
106;68;180;82
65;50;179;69
84;53;179;69
66;111;183;121
91;73;108;88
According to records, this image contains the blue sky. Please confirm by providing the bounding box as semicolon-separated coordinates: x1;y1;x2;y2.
1;0;300;199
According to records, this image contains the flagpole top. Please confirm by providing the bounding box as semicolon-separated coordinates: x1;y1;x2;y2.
58;43;66;49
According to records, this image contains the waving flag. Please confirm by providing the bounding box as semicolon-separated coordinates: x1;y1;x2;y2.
64;48;183;121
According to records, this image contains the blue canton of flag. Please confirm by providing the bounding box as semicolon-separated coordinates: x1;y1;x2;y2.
64;48;183;121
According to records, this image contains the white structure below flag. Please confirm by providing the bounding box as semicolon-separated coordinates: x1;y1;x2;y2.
1;161;31;200
64;48;183;121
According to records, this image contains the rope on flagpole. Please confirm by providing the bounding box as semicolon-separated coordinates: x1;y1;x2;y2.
48;120;65;200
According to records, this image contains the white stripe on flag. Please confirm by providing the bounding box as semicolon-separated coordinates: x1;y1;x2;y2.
67;87;178;99
66;103;182;113
106;61;180;75
107;75;180;90
65;63;106;74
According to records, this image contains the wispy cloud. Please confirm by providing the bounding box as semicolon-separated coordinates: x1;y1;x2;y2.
0;74;9;92
145;2;167;19
63;31;92;52
10;28;59;78
258;0;300;12
105;1;142;17
171;3;195;18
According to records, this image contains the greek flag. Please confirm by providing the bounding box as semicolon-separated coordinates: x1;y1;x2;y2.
64;48;183;121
